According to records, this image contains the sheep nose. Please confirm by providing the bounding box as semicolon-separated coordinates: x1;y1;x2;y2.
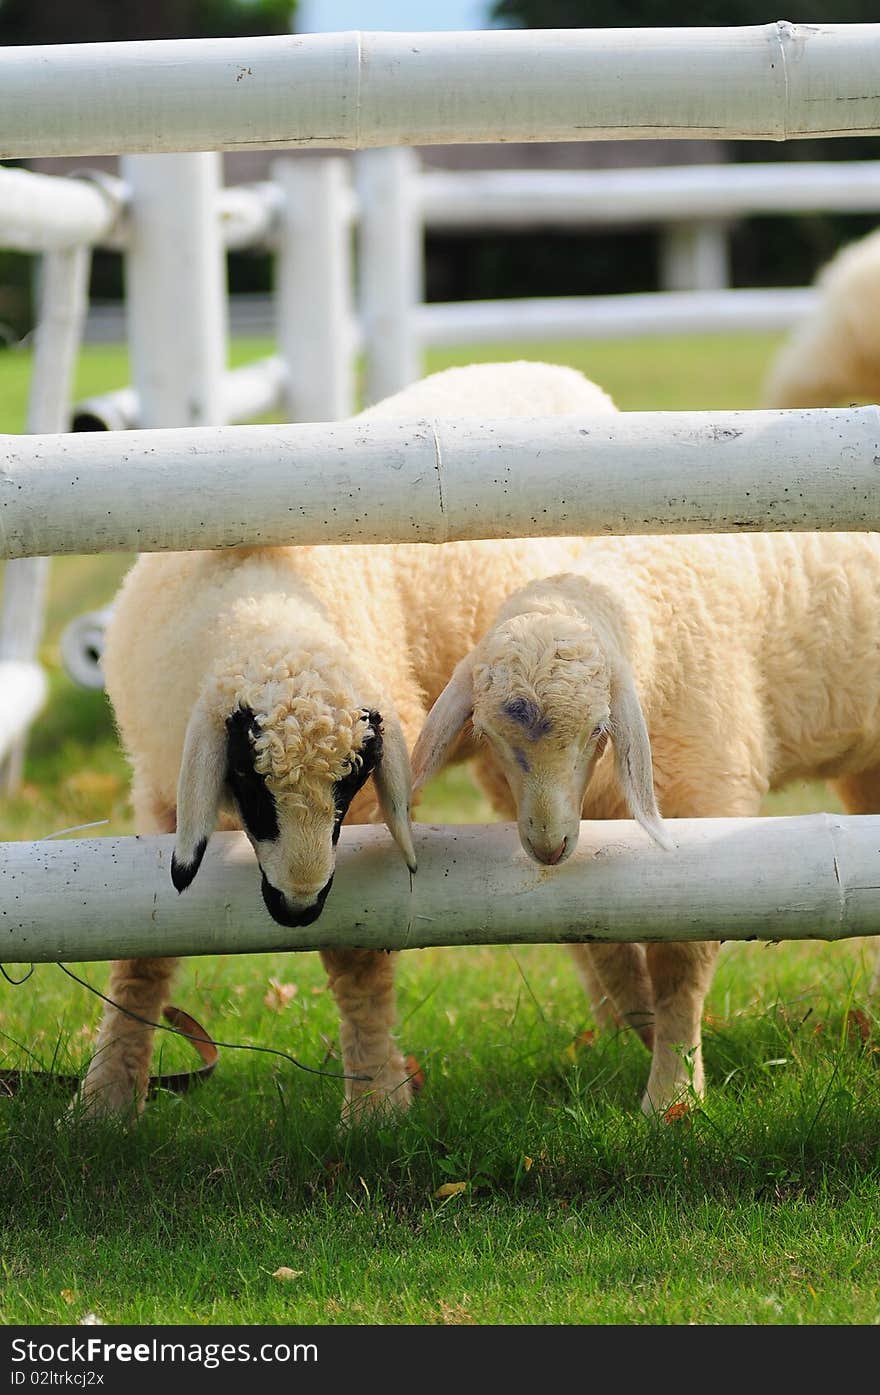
261;872;334;927
530;836;567;866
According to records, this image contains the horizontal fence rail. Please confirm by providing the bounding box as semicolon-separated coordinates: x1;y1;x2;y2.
2;24;880;158
70;356;287;432
418;288;818;346
2;814;878;963
419;160;880;230
1;409;880;558
0;167;125;253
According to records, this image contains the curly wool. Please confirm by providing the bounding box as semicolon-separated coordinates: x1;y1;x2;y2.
474;614;610;744
211;653;369;797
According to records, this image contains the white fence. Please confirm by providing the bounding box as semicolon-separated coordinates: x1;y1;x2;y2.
2;23;880;959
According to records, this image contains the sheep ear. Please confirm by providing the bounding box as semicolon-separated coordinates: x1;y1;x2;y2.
609;665;672;851
372;711;418;874
171;699;227;891
410;654;475;793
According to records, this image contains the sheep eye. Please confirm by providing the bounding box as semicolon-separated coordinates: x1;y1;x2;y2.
590;723;606;741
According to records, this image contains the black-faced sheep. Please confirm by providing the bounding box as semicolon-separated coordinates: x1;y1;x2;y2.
78;360;637;1123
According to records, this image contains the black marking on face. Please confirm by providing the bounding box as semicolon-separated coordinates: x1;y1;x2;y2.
226;706;280;842
502;697;552;741
171;838;207;893
261;871;335;927
332;709;383;842
513;748;531;774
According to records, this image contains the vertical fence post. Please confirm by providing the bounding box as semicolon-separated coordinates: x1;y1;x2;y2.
273;157;356;422
355;147;421;407
660;220;730;291
121;152;228;427
0;242;90;791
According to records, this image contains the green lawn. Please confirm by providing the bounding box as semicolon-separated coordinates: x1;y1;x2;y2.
1;333;878;1327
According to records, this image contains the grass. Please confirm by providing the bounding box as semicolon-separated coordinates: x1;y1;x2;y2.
1;331;878;1327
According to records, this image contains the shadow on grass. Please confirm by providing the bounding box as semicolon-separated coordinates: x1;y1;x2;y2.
3;1003;879;1233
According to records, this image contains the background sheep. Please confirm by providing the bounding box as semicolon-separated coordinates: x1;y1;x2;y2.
411;531;880;1115
80;359;646;1124
763;227;880;407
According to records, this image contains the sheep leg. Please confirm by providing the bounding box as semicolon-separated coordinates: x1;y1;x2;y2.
830;766;880;996
639;777;764;1116
567;942;655;1048
641;939;720;1117
471;751;655;1045
320;947;413;1122
76;790;178;1120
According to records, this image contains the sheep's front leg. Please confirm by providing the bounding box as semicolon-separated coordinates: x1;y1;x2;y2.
77;956;178;1118
76;787;178;1120
320;947;413;1122
641;940;719;1116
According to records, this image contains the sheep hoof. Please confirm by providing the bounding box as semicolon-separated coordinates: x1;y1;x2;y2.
340;1059;417;1127
640;1085;700;1122
69;1071;146;1124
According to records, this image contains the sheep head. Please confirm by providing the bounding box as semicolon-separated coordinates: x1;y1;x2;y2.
411;608;670;866
171;650;416;928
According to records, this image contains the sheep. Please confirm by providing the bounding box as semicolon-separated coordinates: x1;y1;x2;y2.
763;227;880;408
77;358;645;1123
411;530;880;1115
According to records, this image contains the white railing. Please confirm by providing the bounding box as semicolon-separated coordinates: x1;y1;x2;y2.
1;25;878;157
2;814;874;961
356;150;880;401
3;23;880;959
3;408;880;559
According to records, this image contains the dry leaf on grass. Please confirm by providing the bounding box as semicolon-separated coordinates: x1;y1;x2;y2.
522;1155;534;1172
271;1267;304;1282
846;1008;872;1044
435;1181;468;1199
60;1290;75;1304
560;1028;596;1063
663;1100;691;1124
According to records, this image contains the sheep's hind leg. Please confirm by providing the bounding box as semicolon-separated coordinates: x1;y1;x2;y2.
829;767;880;996
320;947;414;1123
75;790;178;1120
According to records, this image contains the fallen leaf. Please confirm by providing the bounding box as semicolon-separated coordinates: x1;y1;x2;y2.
663;1100;691;1124
271;1267;304;1282
60;1290;75;1304
561;1028;596;1063
435;1181;468;1199
846;1008;871;1044
264;978;298;1011
522;1155;534;1172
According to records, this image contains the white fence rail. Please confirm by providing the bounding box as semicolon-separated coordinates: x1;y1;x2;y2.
2;24;880;964
417;288;819;346
1;814;877;962
2;25;880;158
418;160;880;229
1;408;879;558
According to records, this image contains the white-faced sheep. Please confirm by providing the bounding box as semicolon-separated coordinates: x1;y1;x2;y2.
79;359;644;1123
412;531;880;1115
763;227;880;407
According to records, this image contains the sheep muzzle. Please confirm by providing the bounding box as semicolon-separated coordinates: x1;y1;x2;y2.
260;871;335;928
